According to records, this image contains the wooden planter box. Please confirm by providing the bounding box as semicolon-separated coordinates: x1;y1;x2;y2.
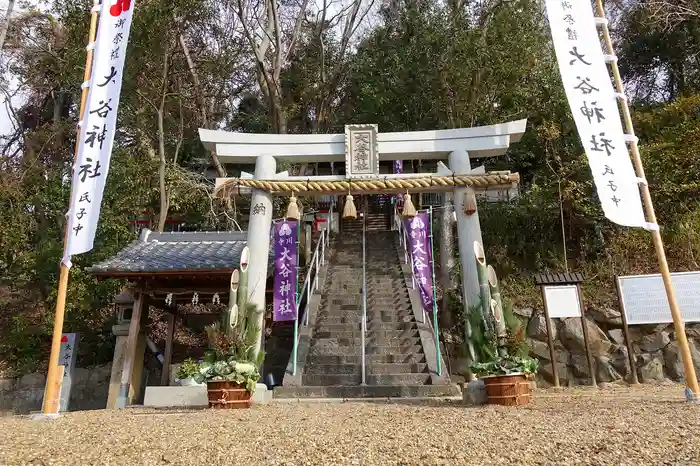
481;373;533;406
206;381;252;409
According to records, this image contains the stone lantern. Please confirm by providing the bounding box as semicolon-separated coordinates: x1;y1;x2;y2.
107;289;147;408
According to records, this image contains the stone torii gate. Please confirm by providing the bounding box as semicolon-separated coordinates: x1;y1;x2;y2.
199;120;528;351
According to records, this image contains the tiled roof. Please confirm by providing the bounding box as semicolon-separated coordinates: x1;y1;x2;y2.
88;229;273;276
534;272;585;285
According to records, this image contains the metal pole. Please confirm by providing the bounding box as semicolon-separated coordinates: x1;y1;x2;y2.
361;197;367;386
293;221;300;375
428;207;442;376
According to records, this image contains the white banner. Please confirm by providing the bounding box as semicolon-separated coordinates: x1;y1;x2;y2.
63;0;135;265
545;0;646;228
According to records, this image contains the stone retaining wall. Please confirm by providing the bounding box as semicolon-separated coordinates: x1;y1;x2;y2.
519;307;700;385
449;307;700;386
0;365;111;414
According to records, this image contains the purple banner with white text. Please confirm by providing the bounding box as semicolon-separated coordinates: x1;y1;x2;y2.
404;212;435;312
273;220;298;321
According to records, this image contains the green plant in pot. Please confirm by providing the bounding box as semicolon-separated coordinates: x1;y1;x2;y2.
470;354;539;378
175;358;202;386
195;257;266;408
466;248;539;405
193;305;264;393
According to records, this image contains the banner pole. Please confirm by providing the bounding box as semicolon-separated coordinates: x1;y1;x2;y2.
595;0;700;399
428;206;441;376
42;0;101;415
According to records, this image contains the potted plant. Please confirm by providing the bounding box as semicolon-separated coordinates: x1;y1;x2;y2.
471;354;539;406
193;311;264;409
175;358;202;386
194;260;265;409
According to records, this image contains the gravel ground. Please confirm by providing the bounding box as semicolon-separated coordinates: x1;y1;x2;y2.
1;384;699;465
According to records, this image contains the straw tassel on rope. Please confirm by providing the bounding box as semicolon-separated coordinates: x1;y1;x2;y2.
285;194;301;221
402;191;417;218
343;192;357;220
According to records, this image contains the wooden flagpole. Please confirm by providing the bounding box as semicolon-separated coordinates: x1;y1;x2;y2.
595;0;700;398
41;0;101;415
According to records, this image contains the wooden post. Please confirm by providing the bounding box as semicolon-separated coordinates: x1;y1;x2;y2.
539;286;560;388
616;277;639;384
577;284;597;387
42;1;100;415
304;223;312;266
160;312;175;386
115;292;145;408
595;0;700;397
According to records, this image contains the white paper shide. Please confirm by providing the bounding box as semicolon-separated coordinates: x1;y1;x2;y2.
545;0;646;228
64;0;135;264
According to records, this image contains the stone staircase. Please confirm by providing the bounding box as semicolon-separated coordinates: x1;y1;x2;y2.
274;229;458;398
342;213;390;232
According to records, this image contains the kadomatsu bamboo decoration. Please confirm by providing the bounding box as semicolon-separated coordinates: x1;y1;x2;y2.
473;241;494;334
487;265;508;356
237;247;250;329
225;269;240;333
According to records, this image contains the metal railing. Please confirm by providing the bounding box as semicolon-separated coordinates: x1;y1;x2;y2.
291;201;333;376
361;197;368;385
394;206;442;376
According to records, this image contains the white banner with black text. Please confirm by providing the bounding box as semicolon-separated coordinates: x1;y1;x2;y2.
63;0;135;265
545;0;646;228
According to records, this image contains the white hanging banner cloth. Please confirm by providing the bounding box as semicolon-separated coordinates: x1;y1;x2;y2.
545;0;646;228
63;0;136;266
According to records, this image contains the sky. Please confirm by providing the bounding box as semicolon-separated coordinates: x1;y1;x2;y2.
1;0;32;138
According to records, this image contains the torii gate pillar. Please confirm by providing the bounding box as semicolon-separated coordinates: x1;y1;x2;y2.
449;150;484;311
246;154;276;355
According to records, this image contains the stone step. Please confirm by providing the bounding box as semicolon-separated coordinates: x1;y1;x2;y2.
315;310;414;320
308;343;424;356
304;364;362;375
313;322;417;332
303;362;427;376
274;384;461;399
370;362;428;374
302;373;362;386
367;373;432;385
302;373;432;386
307;353;427;365
312;329;419;340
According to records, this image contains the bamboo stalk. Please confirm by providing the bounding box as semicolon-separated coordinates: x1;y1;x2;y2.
473;241;493;337
42;1;100;415
595;0;699;398
226;269;240;333
237;247;249;329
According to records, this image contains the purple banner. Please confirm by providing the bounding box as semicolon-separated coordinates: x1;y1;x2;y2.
404;212;435;312
393;160;403;203
273;220;298;321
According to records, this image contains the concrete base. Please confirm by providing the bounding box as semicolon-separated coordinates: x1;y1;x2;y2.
143;383;271;408
463;379;487;405
30;412;60;420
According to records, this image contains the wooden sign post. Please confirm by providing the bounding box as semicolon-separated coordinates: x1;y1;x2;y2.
535;273;596;388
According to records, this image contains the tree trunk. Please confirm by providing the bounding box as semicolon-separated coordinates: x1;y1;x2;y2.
0;0;15;50
177;33;227;178
157;109;169;232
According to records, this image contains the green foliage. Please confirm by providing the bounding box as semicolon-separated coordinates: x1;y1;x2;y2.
175;358;199;380
467;303;497;363
471;354;539;378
